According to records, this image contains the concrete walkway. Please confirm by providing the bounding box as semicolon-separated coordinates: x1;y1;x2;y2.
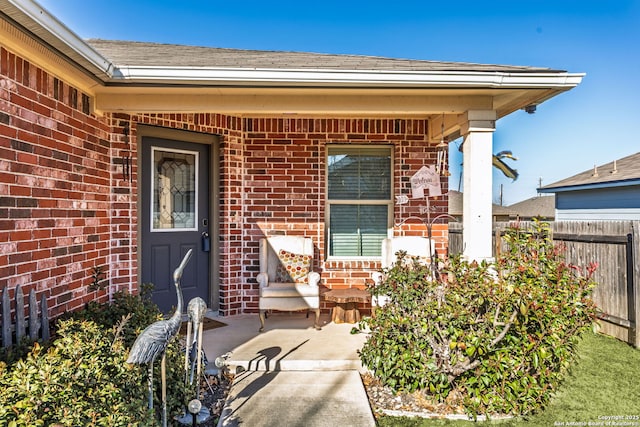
200;312;376;427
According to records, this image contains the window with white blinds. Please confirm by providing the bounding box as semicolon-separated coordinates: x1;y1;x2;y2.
327;146;392;257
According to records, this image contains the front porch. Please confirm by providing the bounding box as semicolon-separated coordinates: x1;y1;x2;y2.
0;1;585;321
202;311;366;373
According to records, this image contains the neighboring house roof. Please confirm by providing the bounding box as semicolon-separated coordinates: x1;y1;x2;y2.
448;190;515;217
508;195;555;219
539;151;640;193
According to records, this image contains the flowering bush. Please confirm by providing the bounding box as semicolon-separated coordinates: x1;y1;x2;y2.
357;222;598;417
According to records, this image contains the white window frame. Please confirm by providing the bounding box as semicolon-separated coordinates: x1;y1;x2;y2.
326;144;393;259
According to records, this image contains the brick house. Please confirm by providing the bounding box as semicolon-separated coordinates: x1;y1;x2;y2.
0;0;584;318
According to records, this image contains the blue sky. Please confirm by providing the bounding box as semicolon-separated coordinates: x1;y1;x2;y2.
39;0;640;205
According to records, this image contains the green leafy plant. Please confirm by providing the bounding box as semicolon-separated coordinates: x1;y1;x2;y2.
89;265;109;292
357;221;598;417
0;318;150;426
0;336;37;366
68;283;159;345
64;283;192;420
0;284;191;426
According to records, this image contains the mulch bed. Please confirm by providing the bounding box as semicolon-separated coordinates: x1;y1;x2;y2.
361;373;467;419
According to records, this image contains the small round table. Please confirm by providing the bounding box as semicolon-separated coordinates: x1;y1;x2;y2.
324;288;371;324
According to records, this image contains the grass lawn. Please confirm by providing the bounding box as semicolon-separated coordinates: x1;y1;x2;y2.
377;331;640;427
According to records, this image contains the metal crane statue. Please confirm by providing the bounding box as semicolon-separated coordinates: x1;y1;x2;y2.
176;296;213;426
127;249;192;427
184;296;207;387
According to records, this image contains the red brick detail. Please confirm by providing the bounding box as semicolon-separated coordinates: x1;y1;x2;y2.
1;47;111;318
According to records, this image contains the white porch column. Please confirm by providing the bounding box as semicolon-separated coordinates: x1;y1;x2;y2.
460;110;496;263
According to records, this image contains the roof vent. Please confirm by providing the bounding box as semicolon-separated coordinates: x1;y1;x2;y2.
611;160;618;174
592;165;598;177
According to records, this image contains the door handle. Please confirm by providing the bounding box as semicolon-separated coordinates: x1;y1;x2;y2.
201;232;210;252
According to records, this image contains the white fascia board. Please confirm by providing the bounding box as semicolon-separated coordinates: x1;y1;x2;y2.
113;66;585;89
3;0;114;78
539;179;640;193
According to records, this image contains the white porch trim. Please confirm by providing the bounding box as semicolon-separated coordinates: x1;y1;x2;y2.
461;110;496;263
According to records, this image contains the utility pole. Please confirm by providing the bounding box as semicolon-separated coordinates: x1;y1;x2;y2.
538;177;543;196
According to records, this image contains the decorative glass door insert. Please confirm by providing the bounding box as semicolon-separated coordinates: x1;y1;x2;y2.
151;147;198;231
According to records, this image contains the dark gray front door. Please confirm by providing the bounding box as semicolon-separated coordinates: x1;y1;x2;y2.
141;137;210;313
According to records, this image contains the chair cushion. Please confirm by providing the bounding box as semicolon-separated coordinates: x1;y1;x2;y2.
260;283;319;298
275;249;311;283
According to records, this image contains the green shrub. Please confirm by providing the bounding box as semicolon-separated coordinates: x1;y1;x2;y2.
0;336;37;367
0;286;191;426
62;283;159;347
357;221;598;417
0;318;150;426
64;284;192;421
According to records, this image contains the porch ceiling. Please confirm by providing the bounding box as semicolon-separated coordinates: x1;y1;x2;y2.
93;85;564;122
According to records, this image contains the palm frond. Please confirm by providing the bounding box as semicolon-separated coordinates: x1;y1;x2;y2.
492;155;519;181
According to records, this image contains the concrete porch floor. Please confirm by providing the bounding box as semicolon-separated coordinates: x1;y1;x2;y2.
201;311;369;372
199;311;376;427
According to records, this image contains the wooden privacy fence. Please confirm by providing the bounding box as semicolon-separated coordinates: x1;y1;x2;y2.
1;284;50;349
448;221;640;348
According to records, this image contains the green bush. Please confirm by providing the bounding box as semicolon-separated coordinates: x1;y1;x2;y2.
61;283;160;347
358;221;598;417
0;286;191;426
0;319;150;426
0;336;37;367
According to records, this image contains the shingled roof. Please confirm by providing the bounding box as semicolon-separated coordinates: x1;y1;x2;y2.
539;151;640;192
508;195;555;219
448;190;516;218
86;39;562;73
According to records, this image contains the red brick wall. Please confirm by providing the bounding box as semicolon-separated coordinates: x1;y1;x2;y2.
105;113;137;297
240;117;448;313
123;112;247;316
1;47;113;317
1;45;448;319
118;115;448;315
